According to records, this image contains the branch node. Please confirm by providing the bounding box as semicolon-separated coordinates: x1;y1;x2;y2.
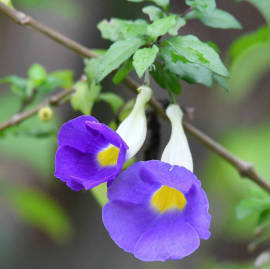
16;12;30;25
239;162;254;178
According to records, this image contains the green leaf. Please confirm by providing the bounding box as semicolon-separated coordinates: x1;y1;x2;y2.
133;45;159;78
49;70;74;88
98;18;148;42
90;183;108;207
186;0;216;13
189;8;242;29
258;209;270;227
96;38;145;82
0;75;28;96
70;81;101;115
112;59;134;84
236;198;270;220
99;93;124;114
151;62;181;94
228;27;270;100
28;63;47;87
168;15;186;35
162;35;229;77
84;58;100;83
161;43;213;86
151;0;169;7
237;0;270;25
0;0;13;7
229;27;270;62
147;15;176;40
142;5;164;21
5;184;72;243
37;70;74;95
128;0;169;9
213;74;229;91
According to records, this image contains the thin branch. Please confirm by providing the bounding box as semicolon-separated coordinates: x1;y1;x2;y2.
1;3;270;193
0;89;74;131
0;3;98;58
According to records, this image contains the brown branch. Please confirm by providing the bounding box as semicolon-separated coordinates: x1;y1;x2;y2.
0;3;98;58
0;89;74;131
1;3;270;193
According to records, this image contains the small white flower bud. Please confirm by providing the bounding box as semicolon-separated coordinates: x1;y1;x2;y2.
161;104;193;172
117;85;152;159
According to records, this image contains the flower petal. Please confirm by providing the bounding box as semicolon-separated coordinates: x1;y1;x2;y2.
108;162;161;205
140;160;195;194
58;115;98;152
55;146;121;190
102;201;156;253
184;183;211;240
86;121;128;150
134;212;200;262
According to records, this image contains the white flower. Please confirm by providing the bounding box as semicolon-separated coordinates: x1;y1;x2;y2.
161;104;193;172
117;85;152;159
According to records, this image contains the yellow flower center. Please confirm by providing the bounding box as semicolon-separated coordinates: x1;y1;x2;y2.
97;145;120;167
151;185;187;213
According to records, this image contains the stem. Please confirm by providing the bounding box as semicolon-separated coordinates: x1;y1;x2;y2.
168;90;176;104
1;3;270;193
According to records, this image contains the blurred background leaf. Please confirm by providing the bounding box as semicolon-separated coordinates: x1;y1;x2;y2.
228;26;270;101
2;182;72;243
203;122;270;238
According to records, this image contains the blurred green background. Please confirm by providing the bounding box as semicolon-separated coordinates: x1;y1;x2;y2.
0;0;270;268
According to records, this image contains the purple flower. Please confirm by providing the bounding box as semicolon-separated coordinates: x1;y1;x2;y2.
102;160;211;262
55;115;128;191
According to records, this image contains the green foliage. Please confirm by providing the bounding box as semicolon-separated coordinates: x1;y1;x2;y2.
0;0;13;7
186;0;216;12
49;70;74;88
186;0;242;29
128;0;170;10
151;62;181;94
203;123;270;238
236;198;270;220
112;59;134;84
142;5;164;21
161;35;229;77
147;15;176;41
98;93;124;114
228;27;270;100
167;16;186;35
3;183;72;243
96;38;145;82
0;76;30;97
236;0;270;25
229;27;270;62
28;63;47;87
0;64;74;102
0;93;59;175
15;0;82;20
98;19;148;42
133;45;159;78
71;80;101;115
161;43;213;87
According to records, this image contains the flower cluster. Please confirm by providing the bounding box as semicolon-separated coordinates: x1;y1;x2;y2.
54;86;211;262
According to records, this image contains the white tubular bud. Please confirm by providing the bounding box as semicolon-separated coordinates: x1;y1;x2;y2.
161;104;193;172
117;85;152;159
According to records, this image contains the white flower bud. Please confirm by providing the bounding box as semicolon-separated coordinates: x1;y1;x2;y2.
161;104;193;172
117;85;152;159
